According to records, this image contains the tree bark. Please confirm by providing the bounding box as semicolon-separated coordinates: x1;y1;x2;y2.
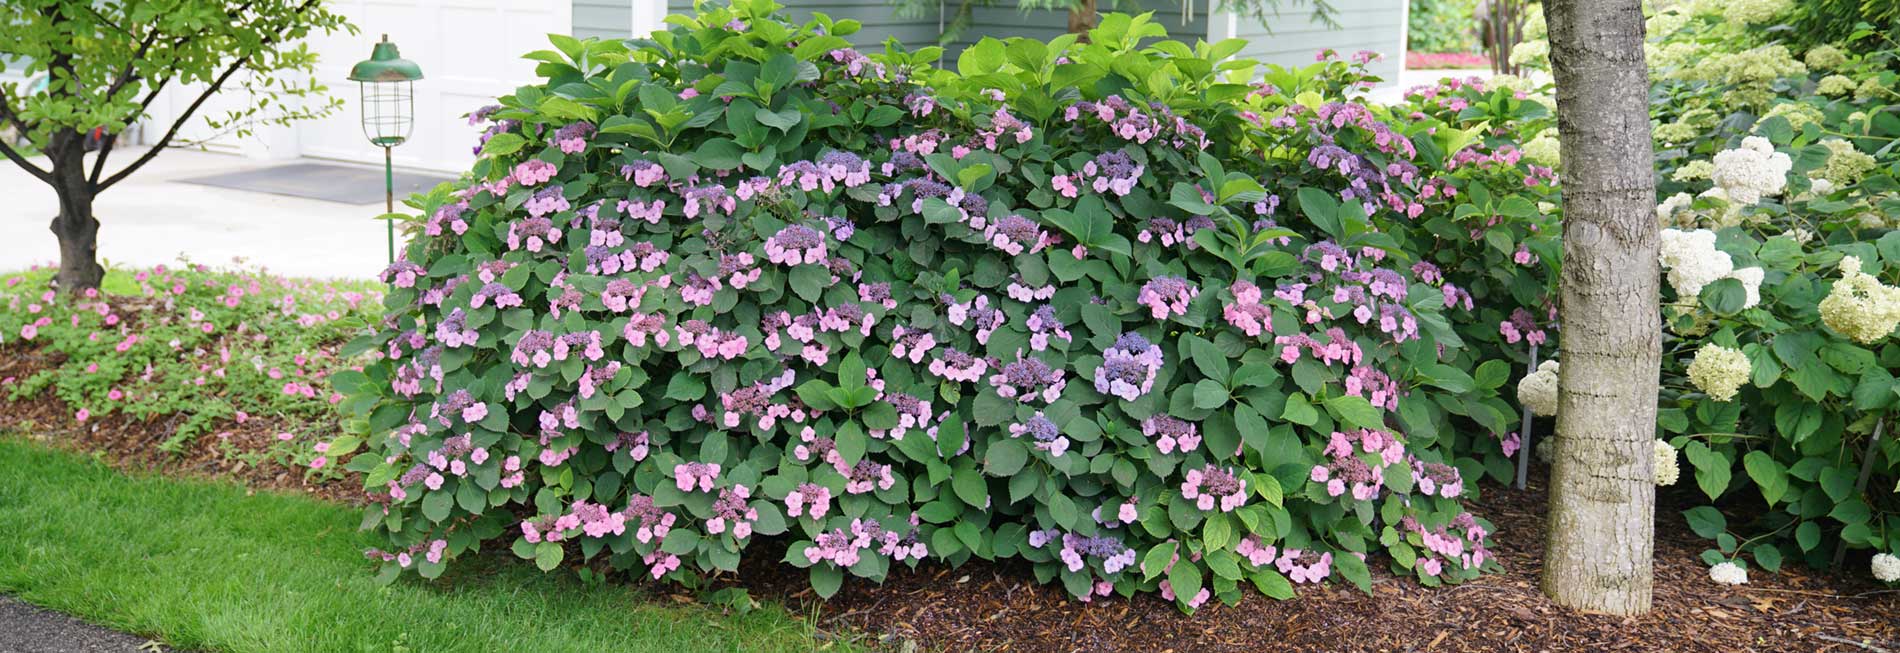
46;131;105;293
1540;0;1658;616
1067;0;1098;34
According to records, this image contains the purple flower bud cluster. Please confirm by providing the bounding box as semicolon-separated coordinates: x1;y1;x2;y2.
1410;460;1465;499
947;294;1005;344
1181;465;1247;512
1142;415;1201;454
1009;412;1068;457
1311;428;1406;501
1094;332;1163;401
435;308;477;348
1024;305;1072;351
1029;529;1137;575
983;214;1054;256
524;187;571;218
673;461;721;492
681;183;736;218
1138;276;1198;320
704;485;758;539
620;160;667;188
990;355;1066;404
553;121;593;154
1276;549;1334;584
786;482;832;520
469;282;522;310
836;459;896;494
927;346;988;383
764;224;828;265
513;159;557;186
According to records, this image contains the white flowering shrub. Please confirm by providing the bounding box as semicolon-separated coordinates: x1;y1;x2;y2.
1476;0;1900;579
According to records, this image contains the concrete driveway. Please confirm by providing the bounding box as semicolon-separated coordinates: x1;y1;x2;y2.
0;147;427;280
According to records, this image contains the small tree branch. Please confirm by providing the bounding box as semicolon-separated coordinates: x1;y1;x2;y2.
0;138;53;184
97;0;321;192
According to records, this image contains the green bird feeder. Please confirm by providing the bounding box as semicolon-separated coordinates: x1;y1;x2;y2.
349;34;424;263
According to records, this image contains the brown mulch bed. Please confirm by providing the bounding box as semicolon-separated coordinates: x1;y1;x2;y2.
0;344;367;504
5;342;1896;652
738;480;1900;652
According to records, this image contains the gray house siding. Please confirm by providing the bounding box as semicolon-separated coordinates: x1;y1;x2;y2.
1230;1;1404;83
576;0;633;41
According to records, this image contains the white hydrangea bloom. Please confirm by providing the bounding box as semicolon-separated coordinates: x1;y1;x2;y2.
1510;40;1550;69
1523;129;1561;168
1711;136;1792;205
1517;360;1560;417
1808;177;1836;196
1659;229;1735;298
1687;344;1751;401
1731;267;1763;309
1819;256;1900;344
1723;0;1790;23
1653;439;1680;486
1874;553;1900;583
1710;561;1749;585
1656;192;1696;225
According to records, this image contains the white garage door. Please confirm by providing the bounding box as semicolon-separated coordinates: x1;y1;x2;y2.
149;0;571;173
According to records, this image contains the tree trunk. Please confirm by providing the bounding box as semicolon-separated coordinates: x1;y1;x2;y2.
1067;0;1098;34
47;132;105;293
1540;0;1658;616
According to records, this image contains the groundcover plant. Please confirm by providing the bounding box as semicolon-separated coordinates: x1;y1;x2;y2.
332;0;1539;610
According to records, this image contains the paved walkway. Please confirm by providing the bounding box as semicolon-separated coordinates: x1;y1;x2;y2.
0;596;183;652
0;147;417;280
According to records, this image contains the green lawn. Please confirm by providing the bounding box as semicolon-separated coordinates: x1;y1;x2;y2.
0;437;838;653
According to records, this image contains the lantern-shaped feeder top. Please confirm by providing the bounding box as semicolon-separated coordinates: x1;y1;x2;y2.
350;35;423;147
348;35;424;83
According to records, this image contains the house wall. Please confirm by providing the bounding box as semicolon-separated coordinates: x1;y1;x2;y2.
1227;0;1405;83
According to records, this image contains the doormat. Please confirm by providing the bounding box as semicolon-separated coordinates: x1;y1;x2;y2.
179;162;458;206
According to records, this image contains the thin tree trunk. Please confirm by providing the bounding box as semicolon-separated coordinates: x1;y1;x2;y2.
1540;0;1658;617
46;132;105;292
1067;0;1098;34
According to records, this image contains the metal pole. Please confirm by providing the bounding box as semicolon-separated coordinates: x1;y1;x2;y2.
384;145;395;263
1515;341;1538;490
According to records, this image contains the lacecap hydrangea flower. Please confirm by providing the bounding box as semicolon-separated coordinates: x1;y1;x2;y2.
1709;561;1748;586
1653;439;1680;487
1820;256;1900;344
1710;136;1791;205
1874;553;1900;583
1686;344;1750;401
1516;360;1560;417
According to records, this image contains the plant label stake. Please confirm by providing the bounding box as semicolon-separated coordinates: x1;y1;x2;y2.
1516;341;1538;490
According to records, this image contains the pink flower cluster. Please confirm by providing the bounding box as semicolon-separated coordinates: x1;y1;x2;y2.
1137;276;1198;320
785;482;833;520
704;485;759;539
1142;415;1202;454
1311;428;1406;501
1181;465;1247;512
674;461;721;492
1223;280;1274;337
